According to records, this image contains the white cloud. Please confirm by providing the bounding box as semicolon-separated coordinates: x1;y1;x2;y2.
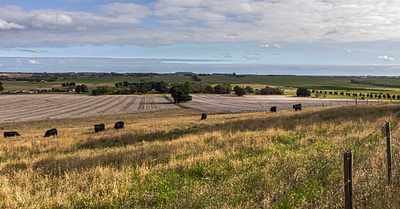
273;52;280;55
272;44;281;49
0;19;25;30
378;55;394;61
347;50;352;53
29;60;40;64
0;1;400;47
261;43;281;49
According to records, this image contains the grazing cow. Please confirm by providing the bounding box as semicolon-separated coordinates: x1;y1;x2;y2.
201;113;207;120
114;121;124;129
4;131;20;137
44;128;57;137
270;106;277;113
94;124;105;133
293;103;302;111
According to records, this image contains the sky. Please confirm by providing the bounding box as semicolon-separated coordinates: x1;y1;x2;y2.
0;0;400;75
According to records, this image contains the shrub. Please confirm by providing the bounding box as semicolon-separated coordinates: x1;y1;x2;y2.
170;84;192;103
233;86;246;96
296;87;311;97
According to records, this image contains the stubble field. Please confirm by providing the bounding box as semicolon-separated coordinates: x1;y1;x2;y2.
0;94;381;124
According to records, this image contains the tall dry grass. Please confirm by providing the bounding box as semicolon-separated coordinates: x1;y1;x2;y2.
1;104;400;208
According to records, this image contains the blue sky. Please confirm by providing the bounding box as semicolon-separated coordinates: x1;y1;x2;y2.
0;0;399;74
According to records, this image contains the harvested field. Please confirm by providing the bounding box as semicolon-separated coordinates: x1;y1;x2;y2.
178;94;381;113
0;94;179;124
1;94;383;124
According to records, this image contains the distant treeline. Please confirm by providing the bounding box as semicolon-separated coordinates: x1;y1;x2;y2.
94;81;284;96
351;79;400;88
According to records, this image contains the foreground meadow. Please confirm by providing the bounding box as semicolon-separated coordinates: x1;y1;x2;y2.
1;103;400;208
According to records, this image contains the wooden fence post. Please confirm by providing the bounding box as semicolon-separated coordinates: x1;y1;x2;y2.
344;152;353;209
386;121;392;185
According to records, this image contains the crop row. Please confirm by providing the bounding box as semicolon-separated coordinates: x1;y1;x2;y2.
0;95;179;124
180;95;380;113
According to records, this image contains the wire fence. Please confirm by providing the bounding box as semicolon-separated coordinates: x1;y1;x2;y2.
260;107;400;209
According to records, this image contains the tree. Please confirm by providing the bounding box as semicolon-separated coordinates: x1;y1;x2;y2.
115;86;130;94
0;81;3;91
245;86;254;93
170;84;192;103
296;87;311;97
205;84;214;93
82;84;88;93
92;89;100;95
155;81;168;93
75;84;88;93
184;81;194;93
75;85;82;93
233;86;246;96
256;86;284;95
214;84;231;94
93;86;113;95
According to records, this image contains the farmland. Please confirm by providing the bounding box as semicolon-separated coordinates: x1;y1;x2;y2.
179;94;380;113
0;94;178;123
0;94;384;124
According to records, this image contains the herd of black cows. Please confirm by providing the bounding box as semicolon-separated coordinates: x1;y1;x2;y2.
3;104;302;138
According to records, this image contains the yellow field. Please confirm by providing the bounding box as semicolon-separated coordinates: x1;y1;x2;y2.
1;104;400;208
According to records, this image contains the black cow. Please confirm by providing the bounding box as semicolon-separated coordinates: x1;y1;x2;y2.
201;113;207;120
293;103;302;111
114;121;124;129
270;106;277;112
44;128;57;137
4;131;20;137
94;124;105;133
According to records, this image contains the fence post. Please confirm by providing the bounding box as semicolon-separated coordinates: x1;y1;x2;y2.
386;121;392;185
344;151;353;209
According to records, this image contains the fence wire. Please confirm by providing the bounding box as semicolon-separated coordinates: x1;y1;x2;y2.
353;137;386;176
260;108;400;208
321;181;348;209
353;149;386;195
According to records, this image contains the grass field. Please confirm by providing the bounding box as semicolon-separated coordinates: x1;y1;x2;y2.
1;103;400;208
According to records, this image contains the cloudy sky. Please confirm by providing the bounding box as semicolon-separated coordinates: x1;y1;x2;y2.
0;0;399;74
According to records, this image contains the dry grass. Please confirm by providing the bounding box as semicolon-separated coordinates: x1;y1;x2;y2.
1;103;400;208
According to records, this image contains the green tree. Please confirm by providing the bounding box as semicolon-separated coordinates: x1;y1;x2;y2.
155;81;168;93
214;84;231;94
0;81;3;91
205;84;214;93
93;86;113;95
92;89;100;95
75;85;82;93
184;81;194;93
233;86;246;96
115;86;130;94
170;84;192;103
256;86;284;95
296;87;311;97
245;86;254;93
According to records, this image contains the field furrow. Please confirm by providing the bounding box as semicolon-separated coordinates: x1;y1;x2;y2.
0;95;181;123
